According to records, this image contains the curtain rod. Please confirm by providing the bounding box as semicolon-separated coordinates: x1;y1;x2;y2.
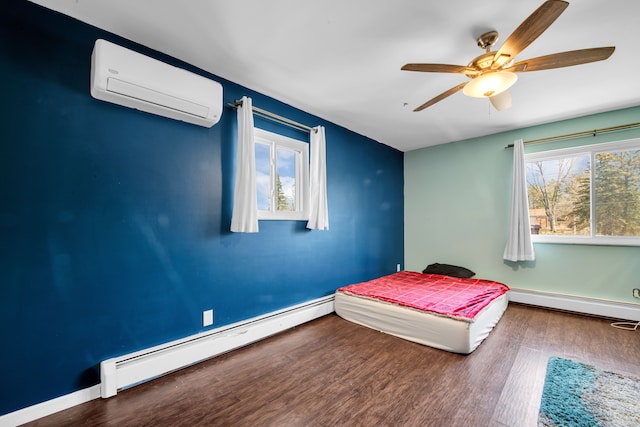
505;122;640;149
228;100;316;133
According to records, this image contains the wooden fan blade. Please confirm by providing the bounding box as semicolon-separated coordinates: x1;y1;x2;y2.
493;0;569;69
506;47;615;72
401;63;477;75
413;82;468;112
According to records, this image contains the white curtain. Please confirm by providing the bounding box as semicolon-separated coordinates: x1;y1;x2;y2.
306;126;329;230
503;138;535;261
230;96;259;233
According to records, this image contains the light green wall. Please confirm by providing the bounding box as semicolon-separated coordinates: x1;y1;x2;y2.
404;106;640;303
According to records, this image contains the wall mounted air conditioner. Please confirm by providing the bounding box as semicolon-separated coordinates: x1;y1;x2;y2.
91;39;222;127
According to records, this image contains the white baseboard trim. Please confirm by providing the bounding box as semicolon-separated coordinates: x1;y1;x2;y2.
0;384;101;427
0;295;335;426
508;289;640;321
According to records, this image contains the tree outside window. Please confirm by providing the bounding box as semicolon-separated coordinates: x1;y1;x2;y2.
525;139;640;245
254;128;309;220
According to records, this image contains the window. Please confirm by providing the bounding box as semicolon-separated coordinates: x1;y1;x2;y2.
254;128;309;220
526;138;640;245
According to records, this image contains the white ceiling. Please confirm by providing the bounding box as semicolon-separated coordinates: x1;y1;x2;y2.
29;0;640;152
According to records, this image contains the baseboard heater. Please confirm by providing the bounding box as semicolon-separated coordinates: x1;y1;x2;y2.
508;288;640;321
100;295;335;398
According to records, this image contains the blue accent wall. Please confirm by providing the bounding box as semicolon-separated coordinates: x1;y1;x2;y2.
0;1;404;414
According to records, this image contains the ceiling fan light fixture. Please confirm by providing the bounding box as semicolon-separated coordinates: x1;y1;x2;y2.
462;71;518;98
489;90;513;111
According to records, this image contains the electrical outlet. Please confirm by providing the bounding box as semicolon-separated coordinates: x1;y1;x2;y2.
203;309;213;327
396;263;401;272
633;289;640;299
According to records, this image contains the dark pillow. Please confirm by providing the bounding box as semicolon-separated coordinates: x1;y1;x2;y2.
422;263;475;278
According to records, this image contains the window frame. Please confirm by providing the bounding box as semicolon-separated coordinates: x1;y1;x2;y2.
254;127;309;221
526;137;640;247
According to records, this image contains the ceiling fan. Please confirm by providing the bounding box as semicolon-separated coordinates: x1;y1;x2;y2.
402;0;615;111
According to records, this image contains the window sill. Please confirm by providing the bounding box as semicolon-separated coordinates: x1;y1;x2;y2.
258;212;309;221
532;235;640;247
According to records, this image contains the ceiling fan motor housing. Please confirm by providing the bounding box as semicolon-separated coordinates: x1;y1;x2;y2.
469;52;497;70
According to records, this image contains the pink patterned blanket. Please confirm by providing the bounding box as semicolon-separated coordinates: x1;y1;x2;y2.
337;271;509;321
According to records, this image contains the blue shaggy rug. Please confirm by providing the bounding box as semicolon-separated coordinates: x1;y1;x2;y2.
538;357;640;426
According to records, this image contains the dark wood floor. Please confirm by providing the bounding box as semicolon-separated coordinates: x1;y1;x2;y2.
26;303;640;427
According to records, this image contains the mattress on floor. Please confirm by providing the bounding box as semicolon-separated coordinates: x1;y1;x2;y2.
334;271;510;354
